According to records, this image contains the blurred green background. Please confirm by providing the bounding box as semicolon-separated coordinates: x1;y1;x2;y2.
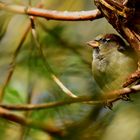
0;0;140;140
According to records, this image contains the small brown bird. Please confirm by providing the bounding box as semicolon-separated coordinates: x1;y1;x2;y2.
87;34;137;100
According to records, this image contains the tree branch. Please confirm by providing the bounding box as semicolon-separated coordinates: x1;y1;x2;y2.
0;22;31;102
105;84;140;99
1;84;140;111
0;107;65;137
0;2;103;21
0;97;98;111
123;70;140;87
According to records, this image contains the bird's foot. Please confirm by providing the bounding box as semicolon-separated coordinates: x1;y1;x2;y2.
104;100;113;110
120;94;132;101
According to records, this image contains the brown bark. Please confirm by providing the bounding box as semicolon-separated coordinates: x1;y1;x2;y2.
94;0;140;53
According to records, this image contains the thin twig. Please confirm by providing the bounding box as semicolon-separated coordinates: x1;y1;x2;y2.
105;84;140;99
30;16;77;98
19;1;46;139
1;84;140;111
0;96;98;111
0;23;31;102
123;70;140;87
0;2;103;21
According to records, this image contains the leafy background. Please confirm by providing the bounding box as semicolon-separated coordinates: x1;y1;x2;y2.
0;0;140;140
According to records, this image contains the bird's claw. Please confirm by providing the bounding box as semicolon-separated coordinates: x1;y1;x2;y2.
104;94;132;110
104;100;113;110
120;94;132;101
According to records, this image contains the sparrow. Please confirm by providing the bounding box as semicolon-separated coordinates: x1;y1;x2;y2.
87;34;137;105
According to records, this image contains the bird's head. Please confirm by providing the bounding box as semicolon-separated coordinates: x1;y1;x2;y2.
87;34;127;54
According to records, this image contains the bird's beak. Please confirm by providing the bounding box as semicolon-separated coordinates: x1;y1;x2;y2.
87;40;100;48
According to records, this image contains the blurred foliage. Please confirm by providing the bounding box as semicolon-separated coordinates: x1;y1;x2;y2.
0;0;140;140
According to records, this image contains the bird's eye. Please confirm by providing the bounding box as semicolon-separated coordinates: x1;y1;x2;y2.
100;38;111;43
100;38;106;43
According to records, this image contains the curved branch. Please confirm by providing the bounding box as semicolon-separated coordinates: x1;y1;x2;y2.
105;84;140;99
0;107;65;137
1;84;140;111
0;2;103;21
30;16;77;98
123;70;140;87
0;23;31;102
